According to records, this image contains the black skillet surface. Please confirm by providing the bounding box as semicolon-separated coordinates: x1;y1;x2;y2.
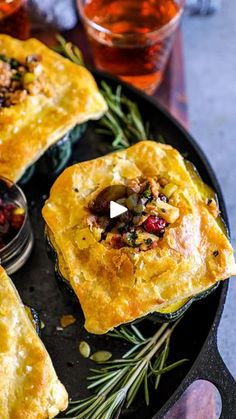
12;71;236;418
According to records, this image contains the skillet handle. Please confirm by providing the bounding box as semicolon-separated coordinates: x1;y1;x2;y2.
193;335;236;419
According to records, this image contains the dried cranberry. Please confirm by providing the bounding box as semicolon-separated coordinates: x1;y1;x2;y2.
0;212;5;225
11;213;24;230
0;220;9;235
3;210;11;221
159;193;168;203
110;235;124;249
5;203;16;211
3;204;15;220
143;215;166;236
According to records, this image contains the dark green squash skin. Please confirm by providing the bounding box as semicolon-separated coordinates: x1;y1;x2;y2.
46;233;78;303
45;232;220;325
20;123;87;185
25;306;41;336
146;282;219;324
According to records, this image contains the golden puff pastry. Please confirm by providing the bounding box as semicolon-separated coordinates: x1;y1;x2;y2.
0;265;68;418
42;141;236;335
0;35;107;182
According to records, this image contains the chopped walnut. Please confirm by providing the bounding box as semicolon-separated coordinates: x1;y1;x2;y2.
0;61;11;88
26;54;42;73
87;214;98;228
8;89;27;105
147;177;159;198
0;53;52;108
127;178;141;193
159;177;169;187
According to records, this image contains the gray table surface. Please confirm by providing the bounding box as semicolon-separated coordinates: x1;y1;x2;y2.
183;0;236;383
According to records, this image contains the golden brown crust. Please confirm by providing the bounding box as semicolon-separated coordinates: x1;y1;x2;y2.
42;141;236;334
0;35;107;182
0;266;68;418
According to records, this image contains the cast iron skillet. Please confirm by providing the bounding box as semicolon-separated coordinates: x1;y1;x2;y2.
12;70;236;419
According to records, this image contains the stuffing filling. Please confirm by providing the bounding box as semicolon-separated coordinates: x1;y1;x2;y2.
88;177;179;251
0;53;52;107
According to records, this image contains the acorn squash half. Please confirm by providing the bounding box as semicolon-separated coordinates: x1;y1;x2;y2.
20;123;87;184
24;305;41;335
0;34;107;183
43;141;236;334
0;265;68;417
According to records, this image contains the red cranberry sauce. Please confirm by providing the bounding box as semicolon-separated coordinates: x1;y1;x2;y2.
0;198;25;249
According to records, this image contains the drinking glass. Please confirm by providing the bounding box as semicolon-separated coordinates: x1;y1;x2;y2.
0;0;30;39
0;176;33;274
77;0;184;94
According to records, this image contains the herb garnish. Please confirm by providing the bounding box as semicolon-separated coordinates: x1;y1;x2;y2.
63;322;187;419
54;35;84;66
143;185;152;199
0;54;20;69
98;81;150;149
11;72;22;81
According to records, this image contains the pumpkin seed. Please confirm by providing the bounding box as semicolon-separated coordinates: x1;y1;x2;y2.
79;341;91;358
40;320;45;329
90;351;112;363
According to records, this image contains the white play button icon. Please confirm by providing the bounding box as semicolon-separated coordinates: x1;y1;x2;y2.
110;201;128;219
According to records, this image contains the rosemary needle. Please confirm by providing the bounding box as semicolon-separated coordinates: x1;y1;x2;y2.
53;35;84;66
62;322;187;419
98;81;150;149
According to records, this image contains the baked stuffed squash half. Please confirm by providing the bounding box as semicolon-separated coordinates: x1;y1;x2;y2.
42;141;236;335
0;265;68;418
0;35;107;182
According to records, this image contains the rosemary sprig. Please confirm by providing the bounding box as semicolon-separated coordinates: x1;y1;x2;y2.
53;35;84;66
63;322;187;419
98;81;150;149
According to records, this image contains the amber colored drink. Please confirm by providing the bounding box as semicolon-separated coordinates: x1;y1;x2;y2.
79;0;183;93
0;0;30;39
